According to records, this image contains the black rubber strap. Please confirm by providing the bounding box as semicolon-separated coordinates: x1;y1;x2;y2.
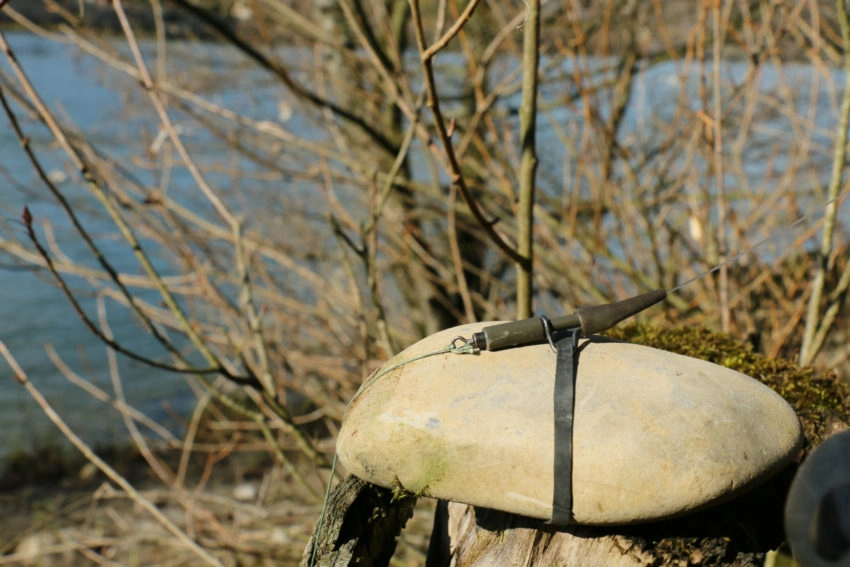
547;329;579;526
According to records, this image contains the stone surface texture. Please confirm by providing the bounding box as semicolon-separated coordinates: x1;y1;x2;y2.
337;323;804;525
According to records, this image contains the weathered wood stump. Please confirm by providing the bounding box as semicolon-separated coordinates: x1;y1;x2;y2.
431;468;796;566
304;468;796;566
299;475;415;567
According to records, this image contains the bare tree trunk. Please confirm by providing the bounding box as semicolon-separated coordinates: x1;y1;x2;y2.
300;475;416;567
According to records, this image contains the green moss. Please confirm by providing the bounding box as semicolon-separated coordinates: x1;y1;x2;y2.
605;323;850;450
390;479;417;503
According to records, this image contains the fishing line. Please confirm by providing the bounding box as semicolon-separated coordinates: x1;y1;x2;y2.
309;452;338;567
309;338;477;566
667;189;850;294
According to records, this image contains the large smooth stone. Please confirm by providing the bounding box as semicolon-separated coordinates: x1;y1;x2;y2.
337;323;804;525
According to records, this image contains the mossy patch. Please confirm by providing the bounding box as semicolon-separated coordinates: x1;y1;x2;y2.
390;478;418;502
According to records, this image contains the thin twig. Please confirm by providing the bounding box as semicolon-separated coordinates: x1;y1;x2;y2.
409;0;523;265
168;0;398;154
712;0;730;333
45;344;180;444
808;257;850;356
337;0;417;122
515;0;541;318
423;0;481;59
234;219;275;395
98;294;177;486
19;206;242;378
447;184;476;322
362;90;426;238
0;32;257;385
177;385;214;488
800;0;850;365
0;342;224;567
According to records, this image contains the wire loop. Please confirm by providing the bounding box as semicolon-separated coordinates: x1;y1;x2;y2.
450;335;475;353
537;314;557;353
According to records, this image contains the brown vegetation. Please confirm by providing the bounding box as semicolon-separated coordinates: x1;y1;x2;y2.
0;0;849;565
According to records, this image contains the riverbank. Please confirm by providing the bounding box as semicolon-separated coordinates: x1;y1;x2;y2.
5;0;838;58
0;440;435;566
0;439;314;564
0;0;247;41
0;458;318;565
0;0;787;61
0;0;700;59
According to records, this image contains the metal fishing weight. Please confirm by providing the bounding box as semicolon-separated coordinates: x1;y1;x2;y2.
468;288;667;351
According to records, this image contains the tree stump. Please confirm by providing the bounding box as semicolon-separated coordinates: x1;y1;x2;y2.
300;475;416;567
441;502;657;566
304;467;796;567
432;469;795;566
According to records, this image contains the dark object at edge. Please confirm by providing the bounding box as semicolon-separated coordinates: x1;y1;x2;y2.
785;429;850;567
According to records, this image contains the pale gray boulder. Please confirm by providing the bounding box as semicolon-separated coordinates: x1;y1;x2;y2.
337;323;804;525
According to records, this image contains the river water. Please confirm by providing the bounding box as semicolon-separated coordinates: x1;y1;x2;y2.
0;32;204;458
0;30;338;460
0;29;847;462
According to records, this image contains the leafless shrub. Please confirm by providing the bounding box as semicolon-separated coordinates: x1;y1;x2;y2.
0;0;848;564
